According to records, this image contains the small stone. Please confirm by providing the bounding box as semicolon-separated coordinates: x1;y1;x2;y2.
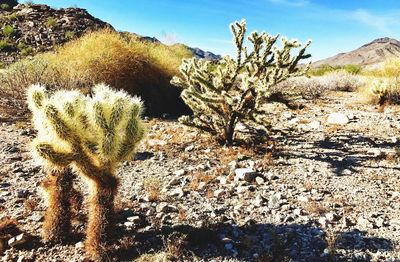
169;188;185;197
214;189;224;198
293;208;303;216
8;233;28;247
127;216;141;224
327;113;349;125
234;168;257;182
326;212;340;222
184;145;194;152
147;139;167;146
173;169;186;176
221;237;232;243
268;194;281;209
308;120;321;129
255;176;265;185
156;202;178;213
124;221;134;227
75;241;84;249
17;190;29;198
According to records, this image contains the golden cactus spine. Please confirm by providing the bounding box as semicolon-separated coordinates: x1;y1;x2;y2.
28;84;145;260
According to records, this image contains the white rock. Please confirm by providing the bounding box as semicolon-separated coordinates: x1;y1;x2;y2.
327;113;349;125
173;169;186;176
214;189;225;198
8;233;28;247
255;176;265;185
147;139;167;146
308;120;321;129
75;241;85;249
184;145;194;152
234;168;255;182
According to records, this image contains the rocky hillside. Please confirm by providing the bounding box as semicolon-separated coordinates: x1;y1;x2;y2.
313;37;400;68
0;3;111;65
0;3;220;66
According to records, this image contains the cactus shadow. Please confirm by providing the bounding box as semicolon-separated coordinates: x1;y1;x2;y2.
275;130;400;176
110;221;394;261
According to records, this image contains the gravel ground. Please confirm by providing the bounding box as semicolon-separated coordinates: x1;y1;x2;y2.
0;91;399;261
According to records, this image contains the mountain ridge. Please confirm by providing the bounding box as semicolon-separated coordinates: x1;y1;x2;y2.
313;37;400;68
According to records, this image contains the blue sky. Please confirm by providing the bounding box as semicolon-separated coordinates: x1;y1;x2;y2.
35;0;400;61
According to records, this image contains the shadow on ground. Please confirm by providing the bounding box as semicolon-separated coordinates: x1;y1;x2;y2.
109;218;393;261
274;129;400;176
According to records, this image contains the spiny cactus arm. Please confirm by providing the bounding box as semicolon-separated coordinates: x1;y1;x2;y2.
34;142;73;167
44;104;77;144
116;103;145;161
27;84;48;111
288;40;312;72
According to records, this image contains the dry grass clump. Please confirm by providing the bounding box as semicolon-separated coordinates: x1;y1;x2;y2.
275;70;366;100
0;29;192;118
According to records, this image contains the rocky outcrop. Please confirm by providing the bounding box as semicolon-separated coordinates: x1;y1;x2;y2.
313;37;400;69
0;4;112;65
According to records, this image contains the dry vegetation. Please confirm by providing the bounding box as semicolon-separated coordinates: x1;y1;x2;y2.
0;29;192;118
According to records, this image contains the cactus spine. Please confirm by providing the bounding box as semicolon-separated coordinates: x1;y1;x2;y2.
28;84;145;260
171;19;311;144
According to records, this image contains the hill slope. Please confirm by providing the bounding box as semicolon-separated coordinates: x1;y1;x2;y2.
313;37;400;68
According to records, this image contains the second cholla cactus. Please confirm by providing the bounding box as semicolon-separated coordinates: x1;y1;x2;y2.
28;83;145;260
171;19;311;144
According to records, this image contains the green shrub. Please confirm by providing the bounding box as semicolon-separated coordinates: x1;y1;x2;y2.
0;3;10;10
0;39;13;51
5;12;18;21
64;31;75;40
2;25;15;38
343;64;361;74
20;46;33;56
24;0;34;5
46;17;57;28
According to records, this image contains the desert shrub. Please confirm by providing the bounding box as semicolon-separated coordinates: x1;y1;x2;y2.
310;64;361;76
276;70;366;99
2;24;14;38
0;3;10;10
64;30;75;40
321;70;365;92
343;64;361;74
5;12;17;21
274;76;328;100
172;19;311;144
0;39;13;51
310;64;335;76
0;29;192;117
45;17;56;28
20;46;33;55
0;57;83;118
27;84;145;260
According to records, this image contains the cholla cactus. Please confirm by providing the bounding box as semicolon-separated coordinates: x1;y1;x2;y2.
370;78;392;106
171;19;311;144
27;84;145;260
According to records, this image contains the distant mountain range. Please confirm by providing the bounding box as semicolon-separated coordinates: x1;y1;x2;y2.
313;37;400;68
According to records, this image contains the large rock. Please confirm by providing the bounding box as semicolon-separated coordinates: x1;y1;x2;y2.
327;112;349;125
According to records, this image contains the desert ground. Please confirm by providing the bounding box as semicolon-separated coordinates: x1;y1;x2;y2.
1;90;399;261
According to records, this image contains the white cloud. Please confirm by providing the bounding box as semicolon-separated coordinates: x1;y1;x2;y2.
350;9;400;33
